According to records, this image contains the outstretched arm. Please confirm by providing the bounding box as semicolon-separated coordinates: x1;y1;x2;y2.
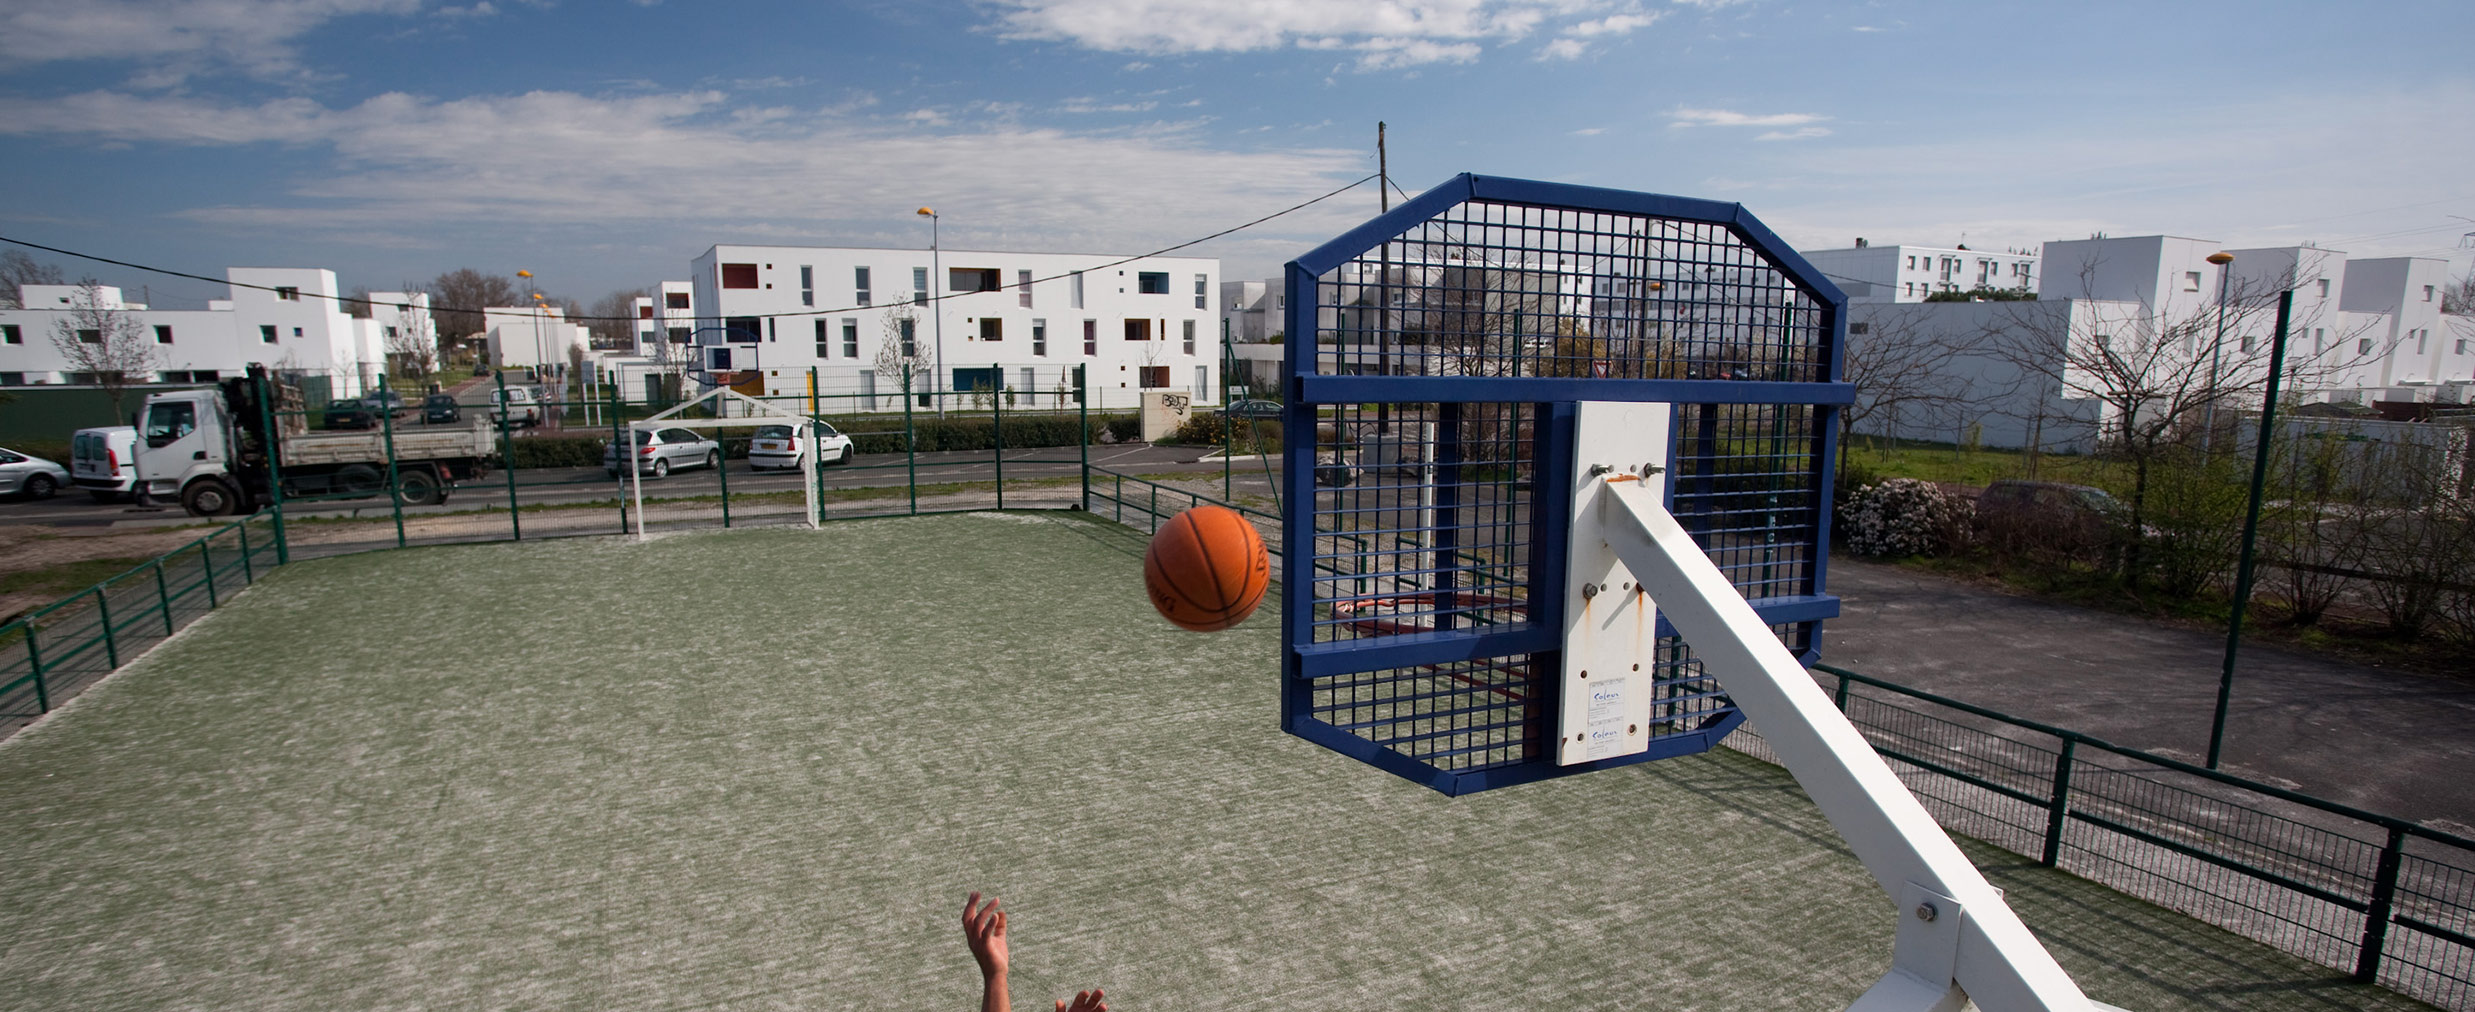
963;892;1010;1012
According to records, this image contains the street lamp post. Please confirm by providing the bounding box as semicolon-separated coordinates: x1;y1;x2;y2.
917;207;945;418
2201;251;2236;448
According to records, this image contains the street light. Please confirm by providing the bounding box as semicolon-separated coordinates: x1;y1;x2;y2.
918;206;944;417
2202;251;2236;447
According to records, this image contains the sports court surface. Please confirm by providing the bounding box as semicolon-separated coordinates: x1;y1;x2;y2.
0;513;2430;1011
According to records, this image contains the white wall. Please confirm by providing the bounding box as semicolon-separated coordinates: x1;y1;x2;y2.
0;268;404;396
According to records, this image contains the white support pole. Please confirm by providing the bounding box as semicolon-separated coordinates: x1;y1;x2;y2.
802;426;819;530
1587;471;2093;1012
629;424;646;541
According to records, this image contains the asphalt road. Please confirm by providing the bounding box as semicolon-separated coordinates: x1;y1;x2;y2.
0;441;1268;527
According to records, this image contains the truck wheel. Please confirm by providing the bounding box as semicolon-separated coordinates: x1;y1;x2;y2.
398;470;442;506
652;457;670;479
182;479;238;517
337;464;383;496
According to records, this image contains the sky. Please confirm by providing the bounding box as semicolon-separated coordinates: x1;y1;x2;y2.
2;0;2471;312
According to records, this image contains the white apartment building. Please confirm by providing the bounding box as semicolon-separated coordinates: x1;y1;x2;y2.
1221;278;1284;344
0;267;406;398
687;245;1220;411
1798;240;2039;303
1844;234;2469;453
631;281;696;356
483;305;589;372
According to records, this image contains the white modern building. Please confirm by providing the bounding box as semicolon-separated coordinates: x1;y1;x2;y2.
1221;277;1284;344
1842;234;2469;453
687;245;1220;411
631;281;696;356
0;267;411;397
1799;240;2039;303
482;305;589;372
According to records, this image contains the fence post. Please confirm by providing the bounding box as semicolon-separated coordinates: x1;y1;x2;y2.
1077;365;1090;511
2355;826;2408;982
154;560;175;635
253;371;290;565
2041;737;2077;867
610;386;628;533
991;363;1006;511
810;366;825;524
95;586;119;669
902;365;918;516
1833;670;1851;711
237;520;254;583
716;425;733;529
496;369;522;541
23;623;47;713
379;386;406;549
200;541;219;610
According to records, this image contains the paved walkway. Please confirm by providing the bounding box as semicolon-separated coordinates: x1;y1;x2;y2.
1821;556;2475;835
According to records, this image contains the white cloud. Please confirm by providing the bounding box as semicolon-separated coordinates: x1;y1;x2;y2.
989;0;1664;70
1571;126;1605;136
1669;107;1827;129
0;0;421;83
1057;98;1160;114
1756;126;1830;141
1121;60;1152;71
0;87;1373;271
1538;38;1588;60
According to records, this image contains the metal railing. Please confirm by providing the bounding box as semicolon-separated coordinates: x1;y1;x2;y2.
1724;663;2475;1010
0;509;283;737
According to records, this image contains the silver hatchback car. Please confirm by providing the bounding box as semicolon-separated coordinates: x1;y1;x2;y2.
0;445;72;500
604;426;721;479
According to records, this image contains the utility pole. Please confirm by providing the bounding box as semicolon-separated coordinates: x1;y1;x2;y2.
1378;121;1389;213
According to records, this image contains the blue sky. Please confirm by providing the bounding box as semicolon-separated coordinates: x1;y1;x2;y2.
2;0;2470;310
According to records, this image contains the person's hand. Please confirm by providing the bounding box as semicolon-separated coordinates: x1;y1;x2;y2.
1057;988;1105;1012
962;892;1009;981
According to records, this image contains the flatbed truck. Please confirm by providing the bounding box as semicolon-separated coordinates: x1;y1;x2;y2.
136;366;496;517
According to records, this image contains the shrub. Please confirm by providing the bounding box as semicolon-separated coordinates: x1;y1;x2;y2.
507;435;606;469
1162;413;1282;448
1839;478;1974;558
842;413;1138;454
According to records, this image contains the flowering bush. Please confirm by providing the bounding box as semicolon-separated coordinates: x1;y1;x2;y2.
1839;478;1974;558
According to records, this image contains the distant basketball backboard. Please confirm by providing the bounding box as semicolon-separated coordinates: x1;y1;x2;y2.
1279;174;1852;796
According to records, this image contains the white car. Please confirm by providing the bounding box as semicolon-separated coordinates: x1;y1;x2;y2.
71;426;141;502
0;445;71;500
747;422;855;471
603;426;722;478
489;387;543;427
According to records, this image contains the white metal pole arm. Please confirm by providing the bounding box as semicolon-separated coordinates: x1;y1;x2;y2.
1594;477;2093;1012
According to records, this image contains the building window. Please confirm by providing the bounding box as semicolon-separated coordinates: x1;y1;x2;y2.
722;263;759;289
274;286;299;301
1137;272;1169;295
155;325;173;344
1019;269;1034;308
638;305;654;320
1071;271;1085;309
1083;319;1097;355
842;320;859;358
1849;322;1870;335
912;267;929;304
1182;319;1195;354
2458;338;2468;355
2360;338;2374;355
2183;271;2201;292
2415;329;2427;355
725;316;761;342
667;291;691;310
2315;279;2330;298
1195;365;1209;399
1138;366;1169;388
1194;274;1208;309
2094;333;2110;351
800;265;814;307
668;327;691;344
979;317;1003;341
816;319;831;359
1904;255;1915;269
1032;319;1047;356
77;328;101;344
0;324;16;344
1124;318;1152;341
2424;285;2436;303
261;325;278;343
2240;334;2255;353
900;318;917;357
0;372;21;385
292;327;302;337
854;267;872;306
950;267;1000;293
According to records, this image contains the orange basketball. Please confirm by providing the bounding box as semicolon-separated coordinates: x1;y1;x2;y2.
1143;506;1271;632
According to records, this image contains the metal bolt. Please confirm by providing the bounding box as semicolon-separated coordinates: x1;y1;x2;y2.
1631;663;1639;671
1581;583;1599;600
1622;581;1632;590
1915;903;1938;923
1588;463;1613;476
1642;462;1664;476
1579;670;1588;679
1628;724;1638;734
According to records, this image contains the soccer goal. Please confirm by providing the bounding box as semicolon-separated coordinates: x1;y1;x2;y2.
621;386;828;536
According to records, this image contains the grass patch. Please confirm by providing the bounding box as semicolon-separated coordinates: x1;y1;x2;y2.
1842;439;2128;491
0;556;162;600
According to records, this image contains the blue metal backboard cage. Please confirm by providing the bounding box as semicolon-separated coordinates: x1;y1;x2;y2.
1279;174;1854;796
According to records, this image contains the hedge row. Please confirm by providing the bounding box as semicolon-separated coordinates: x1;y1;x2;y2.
493;412;1144;467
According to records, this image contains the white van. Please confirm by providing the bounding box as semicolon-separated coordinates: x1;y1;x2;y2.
490;386;543;427
71;425;140;502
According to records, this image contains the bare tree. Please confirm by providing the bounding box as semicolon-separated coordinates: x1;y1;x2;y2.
1;250;64;309
587;288;649;349
345;285;376;319
49;279;163;416
382;298;437;386
1838;304;2001;474
426;268;521;352
872;307;930;410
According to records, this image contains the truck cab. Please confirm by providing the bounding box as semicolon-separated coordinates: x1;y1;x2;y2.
135;389;243;515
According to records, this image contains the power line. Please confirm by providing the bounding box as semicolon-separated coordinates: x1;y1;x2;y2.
0;172;1380;325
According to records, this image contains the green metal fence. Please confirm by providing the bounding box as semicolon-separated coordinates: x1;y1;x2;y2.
1722;664;2475;1010
0;508;283;737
